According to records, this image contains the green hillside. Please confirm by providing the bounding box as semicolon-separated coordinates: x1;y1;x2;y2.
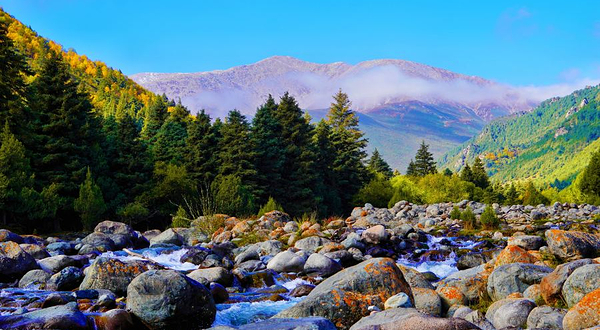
439;84;600;186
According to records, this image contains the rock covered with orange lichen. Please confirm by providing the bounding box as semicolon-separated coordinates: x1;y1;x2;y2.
562;287;600;330
79;257;154;295
487;263;552;301
494;245;539;267
540;258;594;305
546;229;600;261
0;241;38;280
275;257;413;330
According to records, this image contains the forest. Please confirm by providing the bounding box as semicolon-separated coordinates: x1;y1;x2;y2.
1;10;599;234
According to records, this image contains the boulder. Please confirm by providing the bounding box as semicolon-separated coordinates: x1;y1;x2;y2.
485;298;536;329
487;263;552;301
0;229;24;244
294;236;330;253
180;246;210;265
562;287;600;330
562;263;600;307
266;250;305;273
79;257;152;295
303;253;342;277
0;302;88;330
234;247;260;265
126;269;216;330
349;308;479;330
457;253;487;270
46;266;84;291
209;282;229;303
540;258;593;305
384;292;413;309
396;264;434;289
436;264;488;302
523;283;543;303
361;225;388;244
38;255;78;273
275;258;413;330
494;245;538;267
149;228;183;247
187;267;233;287
436;286;466;311
413;287;442;316
546;229;600;261
81;232;116;252
508;235;545;250
18;269;51;289
19;244;50;259
526;306;567;330
46;241;76;255
95;309;136;330
0;241;38;280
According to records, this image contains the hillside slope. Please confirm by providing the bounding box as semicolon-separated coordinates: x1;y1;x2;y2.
439;85;600;185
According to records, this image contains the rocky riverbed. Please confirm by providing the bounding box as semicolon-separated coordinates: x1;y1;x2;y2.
0;200;598;329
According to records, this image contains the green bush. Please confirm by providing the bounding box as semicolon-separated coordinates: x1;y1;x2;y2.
388;175;424;206
171;205;191;228
117;201;149;226
353;173;394;208
257;196;284;217
480;205;500;230
211;174;255;216
450;206;461;219
460;206;477;230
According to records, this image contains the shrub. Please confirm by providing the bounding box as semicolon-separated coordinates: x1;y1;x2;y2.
353;173;394;208
211;174;255;216
460;206;477;230
388;175;424;206
450;206;461;219
191;215;226;237
117;201;149;226
257;196;284;217
480;205;500;230
171;205;191;228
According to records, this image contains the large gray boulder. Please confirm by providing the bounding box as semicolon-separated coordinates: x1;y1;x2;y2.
79;257;152;295
0;302;88;329
187;267;233;286
149;228;183;247
526;306;566;330
38;255;79;273
46;266;84;291
545;229;600;261
562;263;600;307
267;250;305;273
19;244;50;259
485;298;536;329
276;258;413;330
508;235;545;250
349;308;479;330
0;241;38;280
18;269;51;289
540;258;593;305
294;236;330;253
487;263;552;301
126;269;216;330
231;317;336;330
436;264;486;302
303;253;342;277
81;232;116;252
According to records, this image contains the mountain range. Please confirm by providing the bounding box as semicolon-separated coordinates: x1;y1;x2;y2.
131;56;544;170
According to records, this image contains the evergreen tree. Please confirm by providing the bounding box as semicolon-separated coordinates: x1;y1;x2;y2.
413;141;437;176
367;148;393;178
141;95;168;141
0;17;30;139
217;110;258;198
406;159;417;176
460;163;473;183
326;90;368;213
185;110;219;184
505;184;519;205
29;50;101;229
471;158;490;189
74;168;106;231
579;149;600;203
272;92;317;216
152;102;189;164
522;181;549;206
443;168;453;176
0;122;32;224
252;96;285;205
312;120;341;216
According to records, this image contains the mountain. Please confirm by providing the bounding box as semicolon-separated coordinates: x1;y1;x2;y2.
439;84;600;186
131;56;540;170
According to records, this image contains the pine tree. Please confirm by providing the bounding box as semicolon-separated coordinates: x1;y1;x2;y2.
312;120;341;216
325;89;368;214
141;95;168;141
522;181;549;206
406;159;417;176
74;168;106;231
273;92;317;216
579;149;600;202
29;50;100;229
460;163;473;183
217;110;258;196
367;148;393;178
0;121;32;224
0;17;31;139
505;184;519;205
471;157;490;189
152;103;189;164
185;110;219;184
443;168;453;176
252;96;285;205
413;141;437;176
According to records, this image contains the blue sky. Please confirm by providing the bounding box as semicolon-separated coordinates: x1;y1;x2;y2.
2;0;599;86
